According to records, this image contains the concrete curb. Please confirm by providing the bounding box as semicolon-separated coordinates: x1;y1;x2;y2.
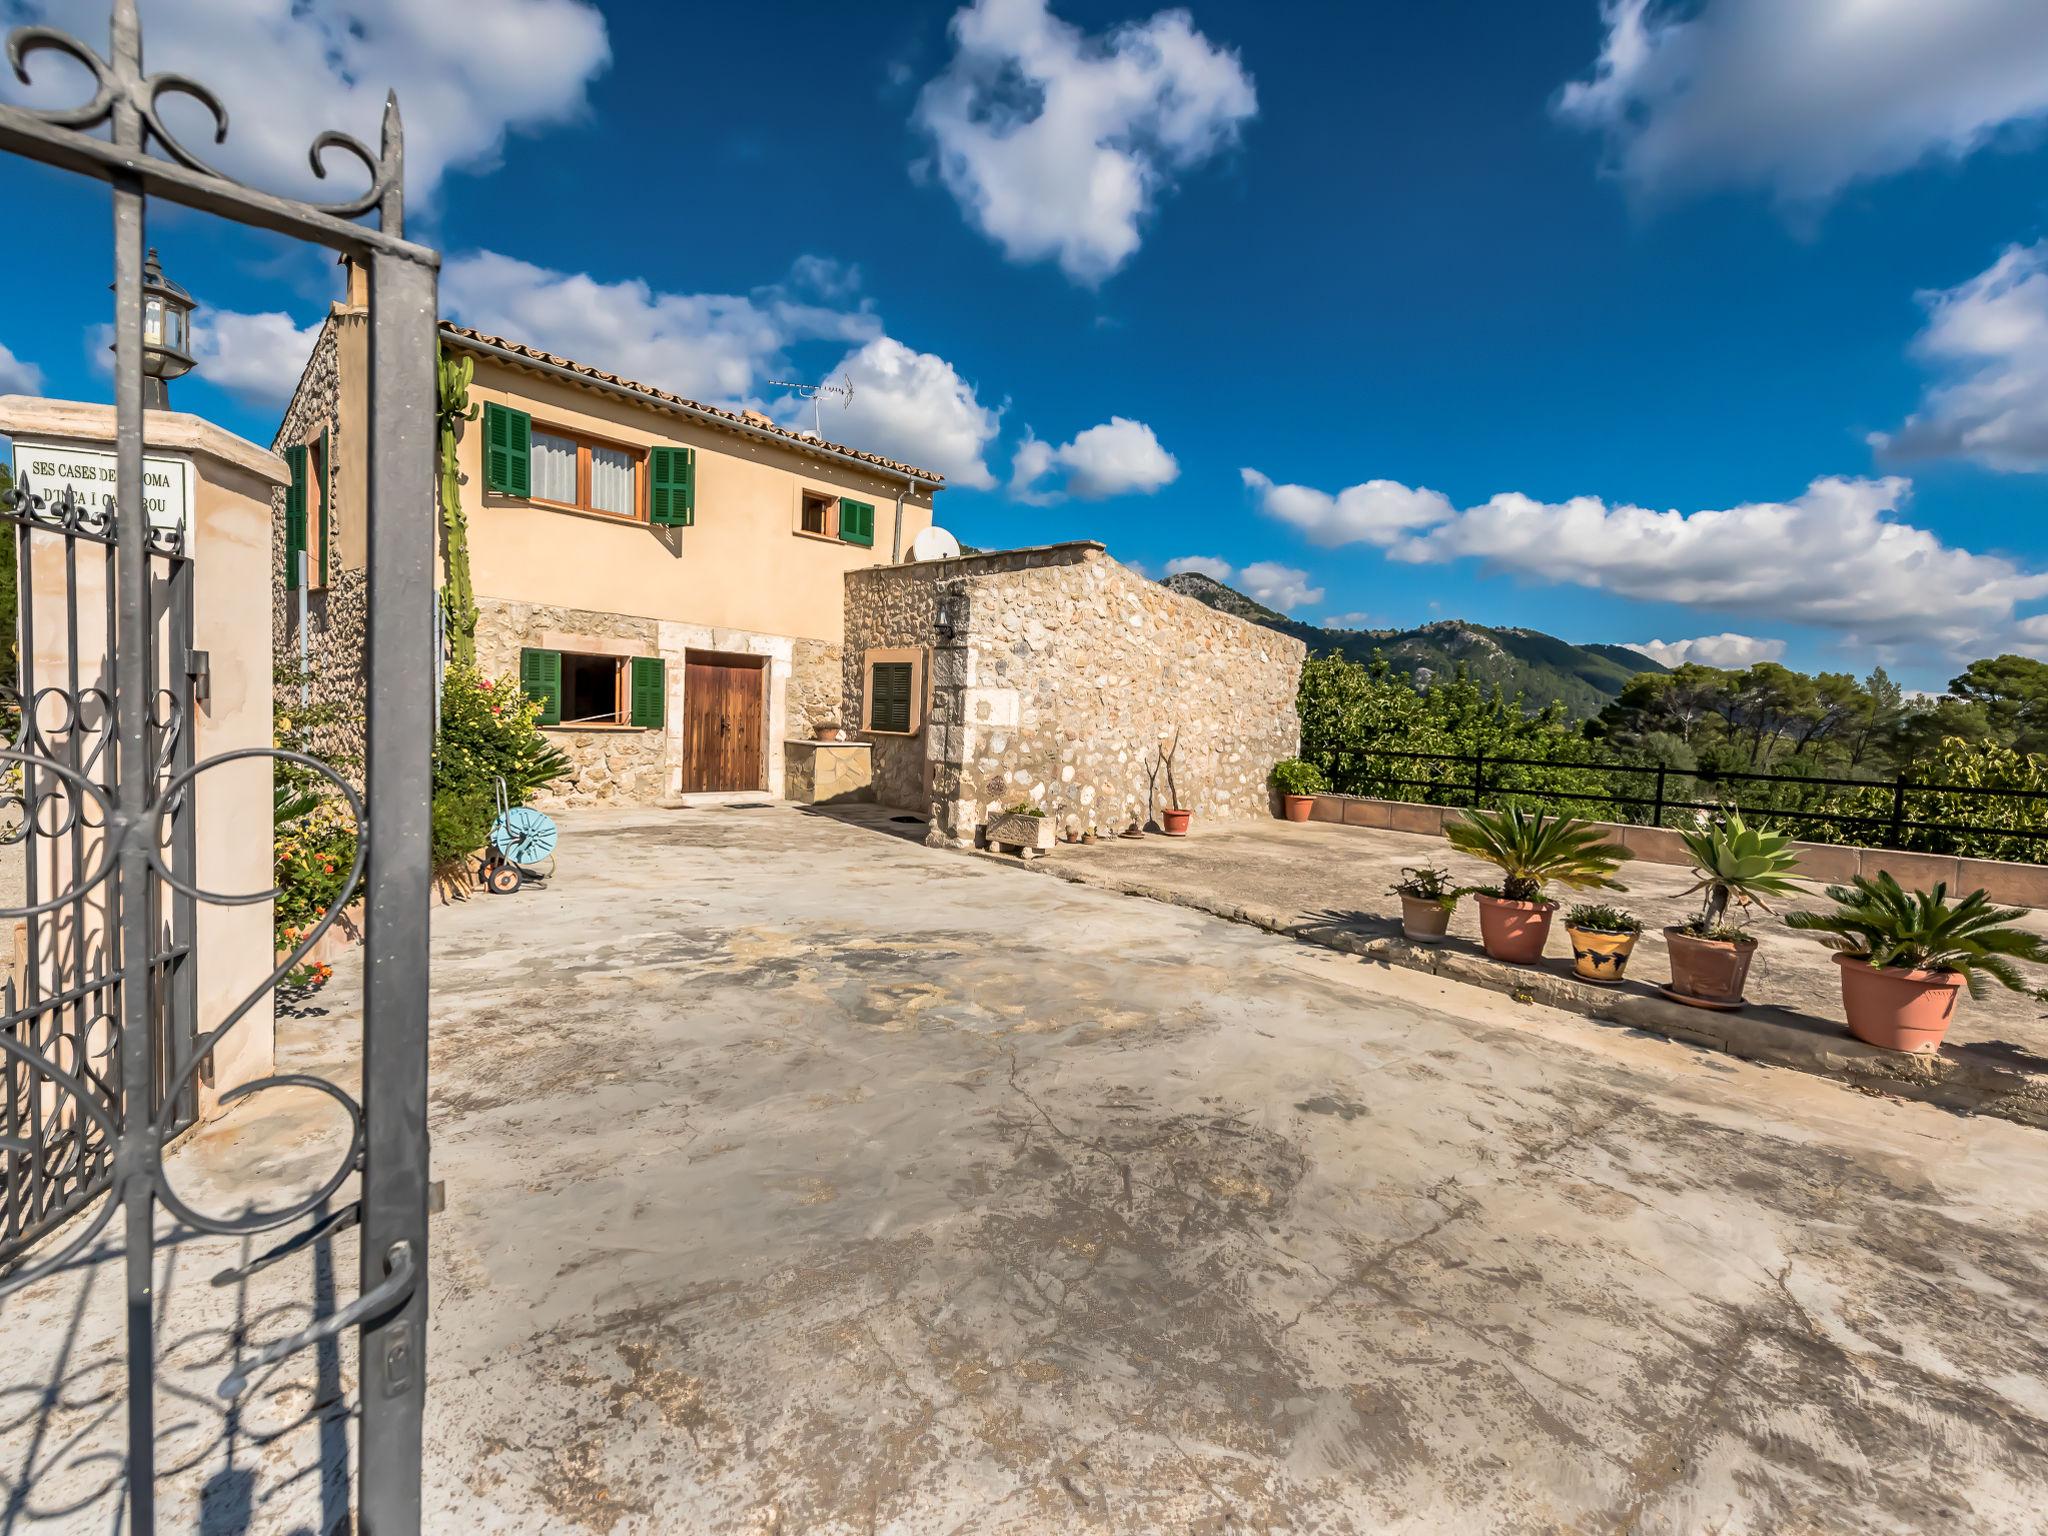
979;849;2048;1131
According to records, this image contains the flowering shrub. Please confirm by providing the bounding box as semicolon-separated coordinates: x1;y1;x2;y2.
436;664;568;803
431;665;569;875
275;798;358;955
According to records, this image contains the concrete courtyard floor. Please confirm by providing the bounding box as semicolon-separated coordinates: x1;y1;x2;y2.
4;803;2048;1533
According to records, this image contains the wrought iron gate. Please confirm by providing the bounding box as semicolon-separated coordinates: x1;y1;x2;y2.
0;2;437;1530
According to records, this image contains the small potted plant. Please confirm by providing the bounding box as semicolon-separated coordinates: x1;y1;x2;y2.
1787;875;2048;1053
1666;810;1800;1008
1271;758;1327;822
1390;865;1458;943
1445;806;1629;964
1563;904;1642;984
815;720;847;743
1158;732;1191;836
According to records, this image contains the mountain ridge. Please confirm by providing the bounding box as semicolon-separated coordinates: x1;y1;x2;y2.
1158;571;1667;717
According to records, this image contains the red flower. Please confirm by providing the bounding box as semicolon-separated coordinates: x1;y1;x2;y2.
479;678;494;690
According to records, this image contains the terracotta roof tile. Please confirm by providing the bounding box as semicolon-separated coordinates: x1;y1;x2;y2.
438;323;944;484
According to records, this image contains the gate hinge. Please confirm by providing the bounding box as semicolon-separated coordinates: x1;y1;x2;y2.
186;648;210;707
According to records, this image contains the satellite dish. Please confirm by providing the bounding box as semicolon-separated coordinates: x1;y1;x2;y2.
909;526;962;563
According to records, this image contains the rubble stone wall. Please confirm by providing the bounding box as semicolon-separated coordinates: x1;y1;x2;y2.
845;545;1304;846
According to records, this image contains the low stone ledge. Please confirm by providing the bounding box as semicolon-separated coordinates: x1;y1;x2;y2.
987;847;2048;1131
1307;794;2048;913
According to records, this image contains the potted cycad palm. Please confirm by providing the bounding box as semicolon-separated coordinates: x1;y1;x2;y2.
1389;865;1459;943
1666;811;1800;1008
1445;806;1630;964
1786;875;2048;1053
1271;758;1327;822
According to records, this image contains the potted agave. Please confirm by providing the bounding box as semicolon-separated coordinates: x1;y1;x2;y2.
1563;904;1642;984
1445;806;1630;964
1666;811;1800;1008
1271;758;1328;822
1787;875;2048;1053
1390;865;1458;943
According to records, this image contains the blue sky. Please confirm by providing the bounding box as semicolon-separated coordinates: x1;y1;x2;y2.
4;0;2048;691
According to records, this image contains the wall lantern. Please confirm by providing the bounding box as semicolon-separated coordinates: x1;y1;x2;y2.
935;588;964;642
138;247;197;408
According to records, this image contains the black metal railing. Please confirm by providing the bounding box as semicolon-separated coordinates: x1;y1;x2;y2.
1331;747;2048;859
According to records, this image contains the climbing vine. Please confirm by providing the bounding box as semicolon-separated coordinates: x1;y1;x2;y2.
437;345;479;666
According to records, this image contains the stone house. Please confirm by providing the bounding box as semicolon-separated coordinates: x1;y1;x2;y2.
846;543;1305;845
269;268;1302;828
269;259;943;804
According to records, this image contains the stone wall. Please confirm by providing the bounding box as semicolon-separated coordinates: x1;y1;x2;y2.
475;597;667;808
788;637;844;741
842;564;940;811
845;544;1305;845
268;312;366;787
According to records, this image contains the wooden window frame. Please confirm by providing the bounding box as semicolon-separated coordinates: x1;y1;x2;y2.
797;487;836;540
553;651;637;729
305;431;328;591
862;647;927;736
527;421;649;523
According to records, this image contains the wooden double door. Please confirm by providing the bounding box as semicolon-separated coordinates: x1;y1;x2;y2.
680;651;767;793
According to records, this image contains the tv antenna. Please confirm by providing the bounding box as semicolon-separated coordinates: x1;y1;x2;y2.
769;373;855;437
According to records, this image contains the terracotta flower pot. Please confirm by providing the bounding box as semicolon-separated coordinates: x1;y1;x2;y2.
1161;807;1192;837
1835;953;1963;1054
1475;894;1553;964
1400;894;1452;944
1282;794;1314;823
1567;926;1637;984
1664;927;1757;1006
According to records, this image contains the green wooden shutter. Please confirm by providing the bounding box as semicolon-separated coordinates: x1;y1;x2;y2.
484;403;531;498
629;657;666;728
839;498;874;547
317;426;332;585
520;647;562;726
283;444;307;590
649;446;695;527
869;661;913;732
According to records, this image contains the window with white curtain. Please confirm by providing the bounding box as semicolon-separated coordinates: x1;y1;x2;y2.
590;444;635;516
531;429;578;505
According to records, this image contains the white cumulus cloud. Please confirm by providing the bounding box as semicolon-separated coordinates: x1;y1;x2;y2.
442;250;880;406
1874;242;2048;473
0;0;611;206
438;252;999;485
189;307;324;408
1240;467;1453;547
1238;561;1322;613
1555;0;2048;205
0;341;43;394
1249;466;2048;659
782;337;1001;489
1010;416;1177;501
1160;553;1319;611
1625;634;1787;669
913;0;1256;285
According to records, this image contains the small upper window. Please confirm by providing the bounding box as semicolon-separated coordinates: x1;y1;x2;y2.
800;490;833;536
531;430;578;505
868;661;915;734
590;444;635;517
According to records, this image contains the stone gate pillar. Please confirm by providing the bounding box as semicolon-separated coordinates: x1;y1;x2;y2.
2;397;287;1121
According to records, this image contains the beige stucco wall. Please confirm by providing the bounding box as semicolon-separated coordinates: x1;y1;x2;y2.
845;544;1306;846
1;398;284;1122
456;355;935;645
